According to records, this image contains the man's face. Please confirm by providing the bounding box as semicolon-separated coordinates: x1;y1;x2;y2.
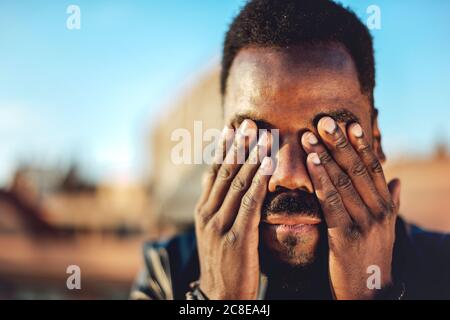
224;43;376;268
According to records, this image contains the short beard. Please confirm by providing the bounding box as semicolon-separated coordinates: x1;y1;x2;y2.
258;225;330;299
259;224;327;272
281;234;316;265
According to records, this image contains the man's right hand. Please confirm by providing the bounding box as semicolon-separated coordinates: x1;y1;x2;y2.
194;119;273;300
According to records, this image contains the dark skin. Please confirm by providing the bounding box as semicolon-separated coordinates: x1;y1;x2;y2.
195;43;401;300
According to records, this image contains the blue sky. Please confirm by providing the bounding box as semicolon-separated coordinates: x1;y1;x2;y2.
0;0;449;185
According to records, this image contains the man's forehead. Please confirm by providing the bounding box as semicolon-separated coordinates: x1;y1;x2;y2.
223;44;372;129
226;46;362;101
230;44;355;73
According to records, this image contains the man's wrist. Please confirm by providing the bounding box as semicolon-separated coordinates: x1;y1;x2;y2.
186;281;209;300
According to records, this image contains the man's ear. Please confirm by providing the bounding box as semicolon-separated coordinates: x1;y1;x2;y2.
372;108;386;163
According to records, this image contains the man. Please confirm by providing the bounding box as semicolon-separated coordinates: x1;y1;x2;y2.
132;0;450;300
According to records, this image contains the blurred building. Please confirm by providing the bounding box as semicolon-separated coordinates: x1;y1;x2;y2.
148;65;223;227
0;163;159;299
384;146;450;233
1;164;155;235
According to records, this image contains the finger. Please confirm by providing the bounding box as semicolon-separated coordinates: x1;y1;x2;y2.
198;126;235;208
205;119;258;214
306;153;352;229
302;132;371;227
215;131;272;231
388;178;401;213
347;123;391;201
232;157;274;236
317;116;386;218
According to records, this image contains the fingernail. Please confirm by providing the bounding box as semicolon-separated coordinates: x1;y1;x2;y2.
307;132;319;145
351;123;363;138
239;120;251;135
310;153;321;165
320;117;337;134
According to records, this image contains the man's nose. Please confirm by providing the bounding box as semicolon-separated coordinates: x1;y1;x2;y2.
268;140;314;193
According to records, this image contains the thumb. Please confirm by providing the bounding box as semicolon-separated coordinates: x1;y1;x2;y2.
388;178;401;212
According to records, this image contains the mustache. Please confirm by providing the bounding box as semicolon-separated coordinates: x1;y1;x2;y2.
262;187;322;218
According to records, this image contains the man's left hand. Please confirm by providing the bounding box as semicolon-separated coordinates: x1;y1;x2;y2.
301;116;401;300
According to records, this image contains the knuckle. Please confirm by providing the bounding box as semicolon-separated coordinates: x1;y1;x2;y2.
350;160;368;177
224;229;238;247
371;200;390;221
195;215;206;228
318;174;329;185
345;224;363;241
218;167;232;180
195;205;209;224
378;197;393;213
374;212;388;222
379;198;390;212
199;215;211;227
251;176;262;188
231;176;247;192
208;217;223;233
318;152;333;164
357;143;371;155
241;193;257;212
194;204;203;217
335;172;352;190
383;198;397;214
335;134;349;149
209;163;220;176
369;159;383;174
324;190;342;209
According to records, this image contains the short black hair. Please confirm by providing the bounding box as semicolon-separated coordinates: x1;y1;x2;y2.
221;0;375;105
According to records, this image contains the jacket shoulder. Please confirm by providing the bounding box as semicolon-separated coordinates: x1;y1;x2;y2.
407;223;450;260
130;227;199;300
401;220;450;299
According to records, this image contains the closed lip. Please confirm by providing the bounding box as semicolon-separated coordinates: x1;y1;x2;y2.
262;214;322;226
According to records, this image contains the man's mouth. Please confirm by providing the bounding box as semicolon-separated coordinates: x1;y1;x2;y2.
262;214;322;226
262;213;322;234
